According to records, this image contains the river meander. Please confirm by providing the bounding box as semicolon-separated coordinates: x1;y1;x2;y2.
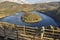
0;11;58;27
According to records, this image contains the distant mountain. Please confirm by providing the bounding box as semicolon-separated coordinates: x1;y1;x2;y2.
34;2;60;11
0;1;60;26
0;1;60;11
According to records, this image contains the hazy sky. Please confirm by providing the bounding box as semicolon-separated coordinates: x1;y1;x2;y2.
26;0;60;3
0;0;60;3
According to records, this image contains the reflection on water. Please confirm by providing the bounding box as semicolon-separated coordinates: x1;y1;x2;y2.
0;11;58;27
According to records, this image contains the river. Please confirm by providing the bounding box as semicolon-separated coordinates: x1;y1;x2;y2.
0;11;59;27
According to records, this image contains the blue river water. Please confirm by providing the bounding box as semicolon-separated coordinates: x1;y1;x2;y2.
0;11;59;27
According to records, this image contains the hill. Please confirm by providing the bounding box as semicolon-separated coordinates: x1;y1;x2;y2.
0;1;60;26
0;1;21;18
36;2;60;26
0;1;60;12
0;1;60;13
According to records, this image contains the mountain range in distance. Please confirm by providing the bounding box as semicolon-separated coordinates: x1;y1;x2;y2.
0;1;60;26
0;1;60;11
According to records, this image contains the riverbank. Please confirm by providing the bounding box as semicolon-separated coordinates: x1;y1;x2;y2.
0;12;17;18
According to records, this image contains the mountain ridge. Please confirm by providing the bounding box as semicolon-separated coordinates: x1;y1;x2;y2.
0;1;60;26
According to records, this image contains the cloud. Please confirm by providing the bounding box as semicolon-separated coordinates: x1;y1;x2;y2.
0;0;60;4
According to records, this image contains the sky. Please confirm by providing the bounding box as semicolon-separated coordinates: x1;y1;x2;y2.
0;0;60;4
26;0;60;3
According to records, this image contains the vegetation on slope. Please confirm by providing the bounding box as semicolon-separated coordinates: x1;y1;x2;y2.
0;1;60;19
21;12;42;23
38;8;60;27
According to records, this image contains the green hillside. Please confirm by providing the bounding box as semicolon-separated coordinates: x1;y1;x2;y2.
0;1;60;18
